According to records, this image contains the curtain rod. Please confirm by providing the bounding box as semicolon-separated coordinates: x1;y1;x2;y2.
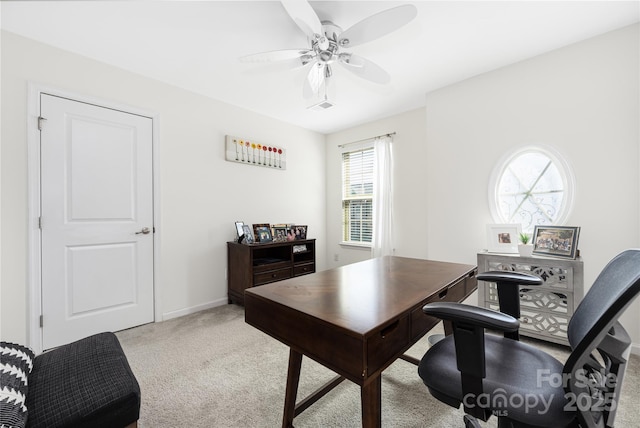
338;132;396;148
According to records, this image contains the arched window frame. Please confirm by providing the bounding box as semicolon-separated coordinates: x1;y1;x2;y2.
488;145;576;234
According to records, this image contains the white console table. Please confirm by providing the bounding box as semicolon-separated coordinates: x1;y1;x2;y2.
477;252;584;346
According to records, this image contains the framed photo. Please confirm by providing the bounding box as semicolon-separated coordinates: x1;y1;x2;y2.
290;225;307;240
271;224;288;243
255;225;273;243
235;221;244;238
241;224;254;244
252;223;270;242
486;224;520;253
532;226;580;259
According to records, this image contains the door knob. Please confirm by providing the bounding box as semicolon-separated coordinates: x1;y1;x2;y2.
135;227;151;235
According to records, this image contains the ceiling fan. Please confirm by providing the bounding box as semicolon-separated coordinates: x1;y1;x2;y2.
240;0;418;104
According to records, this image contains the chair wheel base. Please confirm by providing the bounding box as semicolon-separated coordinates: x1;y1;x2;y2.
464;415;482;428
427;334;446;346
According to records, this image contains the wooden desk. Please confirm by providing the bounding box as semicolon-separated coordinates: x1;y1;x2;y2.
245;256;477;427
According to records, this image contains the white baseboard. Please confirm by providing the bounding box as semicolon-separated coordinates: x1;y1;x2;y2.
631;343;640;357
162;298;229;321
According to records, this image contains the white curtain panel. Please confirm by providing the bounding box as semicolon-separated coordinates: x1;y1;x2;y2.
371;135;394;258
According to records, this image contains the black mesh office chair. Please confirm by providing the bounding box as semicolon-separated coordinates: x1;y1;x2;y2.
418;249;640;428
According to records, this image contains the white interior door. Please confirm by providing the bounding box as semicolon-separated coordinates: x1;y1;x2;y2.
40;94;154;350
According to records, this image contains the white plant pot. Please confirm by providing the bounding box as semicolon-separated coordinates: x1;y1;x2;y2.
518;244;533;257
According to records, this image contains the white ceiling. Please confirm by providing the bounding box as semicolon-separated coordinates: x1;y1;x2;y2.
2;1;639;134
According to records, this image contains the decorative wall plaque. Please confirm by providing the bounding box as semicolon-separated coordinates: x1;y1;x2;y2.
225;135;286;170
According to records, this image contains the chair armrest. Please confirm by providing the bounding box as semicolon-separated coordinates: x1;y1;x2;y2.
476;271;541;340
477;271;543;287
422;302;519;332
423;301;519;419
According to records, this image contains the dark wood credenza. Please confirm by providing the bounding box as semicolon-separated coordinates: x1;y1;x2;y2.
227;239;316;305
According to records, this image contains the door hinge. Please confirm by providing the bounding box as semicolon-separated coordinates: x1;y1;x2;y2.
37;116;47;131
38;217;42;229
39;315;44;328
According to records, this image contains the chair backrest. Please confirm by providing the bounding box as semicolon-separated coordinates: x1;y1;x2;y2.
563;249;640;426
567;249;640;350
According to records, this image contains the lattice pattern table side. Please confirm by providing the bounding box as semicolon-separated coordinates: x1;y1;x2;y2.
478;253;583;346
486;261;572;290
487;284;570;314
488;302;570;344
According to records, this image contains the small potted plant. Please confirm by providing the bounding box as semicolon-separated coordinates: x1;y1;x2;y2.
518;232;533;257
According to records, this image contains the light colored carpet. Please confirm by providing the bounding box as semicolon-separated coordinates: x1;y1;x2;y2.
116;304;639;427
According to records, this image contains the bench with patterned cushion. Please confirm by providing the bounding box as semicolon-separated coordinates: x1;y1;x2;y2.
1;342;34;428
1;332;140;428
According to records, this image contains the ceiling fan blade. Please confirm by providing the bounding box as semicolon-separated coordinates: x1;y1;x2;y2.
239;49;313;64
338;4;417;48
280;0;322;40
339;54;390;84
303;62;326;98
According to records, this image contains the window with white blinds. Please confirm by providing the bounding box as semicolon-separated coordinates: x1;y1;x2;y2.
342;146;374;244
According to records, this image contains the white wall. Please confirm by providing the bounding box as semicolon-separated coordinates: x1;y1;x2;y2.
326;24;640;348
0;31;327;344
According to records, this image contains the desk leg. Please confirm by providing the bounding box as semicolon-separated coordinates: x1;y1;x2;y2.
361;375;382;428
282;349;303;428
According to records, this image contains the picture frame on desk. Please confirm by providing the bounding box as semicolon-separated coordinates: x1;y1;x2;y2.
242;225;254;244
252;223;270;242
272;225;288;242
235;221;244;238
255;225;273;243
486;224;520;253
291;225;307;240
532;225;580;259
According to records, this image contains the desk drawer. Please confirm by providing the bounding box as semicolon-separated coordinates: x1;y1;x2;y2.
293;262;315;276
367;315;410;375
410;273;476;338
443;271;477;303
254;268;292;286
411;303;440;339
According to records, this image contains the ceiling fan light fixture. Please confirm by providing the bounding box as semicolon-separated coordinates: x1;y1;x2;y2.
316;35;329;50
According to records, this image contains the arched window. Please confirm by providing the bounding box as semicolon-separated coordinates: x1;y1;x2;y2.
489;146;575;233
